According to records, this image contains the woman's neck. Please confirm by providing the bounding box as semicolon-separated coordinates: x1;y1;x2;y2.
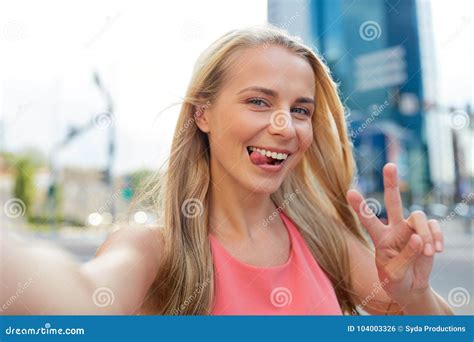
208;181;278;241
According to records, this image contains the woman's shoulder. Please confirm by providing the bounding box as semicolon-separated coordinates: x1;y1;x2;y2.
96;224;165;267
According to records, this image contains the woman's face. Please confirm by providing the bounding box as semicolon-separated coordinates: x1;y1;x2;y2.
198;44;315;194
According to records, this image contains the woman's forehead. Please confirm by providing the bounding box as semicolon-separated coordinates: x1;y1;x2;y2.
223;45;316;97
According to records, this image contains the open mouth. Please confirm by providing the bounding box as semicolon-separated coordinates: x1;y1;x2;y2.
246;146;290;166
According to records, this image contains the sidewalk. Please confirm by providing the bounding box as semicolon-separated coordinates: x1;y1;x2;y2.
430;217;473;315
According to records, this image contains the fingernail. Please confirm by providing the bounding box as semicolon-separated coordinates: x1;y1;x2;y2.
424;243;433;256
435;241;443;252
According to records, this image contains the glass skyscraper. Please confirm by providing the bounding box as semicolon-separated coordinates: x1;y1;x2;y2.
269;0;433;205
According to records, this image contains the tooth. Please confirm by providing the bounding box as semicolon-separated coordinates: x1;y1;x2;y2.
249;146;255;151
266;151;272;157
277;153;283;159
282;153;288;159
271;152;277;158
260;149;266;155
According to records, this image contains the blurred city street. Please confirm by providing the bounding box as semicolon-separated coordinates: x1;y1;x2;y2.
430;218;473;315
54;218;474;315
1;0;472;321
4;211;472;315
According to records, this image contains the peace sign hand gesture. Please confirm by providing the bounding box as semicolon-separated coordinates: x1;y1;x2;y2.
346;163;444;307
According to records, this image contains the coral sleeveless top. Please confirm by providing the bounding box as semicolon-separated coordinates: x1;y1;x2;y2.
209;211;342;315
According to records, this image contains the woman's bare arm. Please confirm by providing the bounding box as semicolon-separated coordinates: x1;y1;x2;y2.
0;226;163;315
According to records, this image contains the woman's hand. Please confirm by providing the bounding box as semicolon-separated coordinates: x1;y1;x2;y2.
346;163;444;307
0;226;163;315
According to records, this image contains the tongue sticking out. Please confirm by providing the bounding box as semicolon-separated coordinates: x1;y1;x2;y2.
249;150;274;165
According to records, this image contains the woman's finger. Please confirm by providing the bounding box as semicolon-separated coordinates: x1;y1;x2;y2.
428;219;444;252
406;211;434;257
383;163;404;225
388;233;423;280
347;189;385;245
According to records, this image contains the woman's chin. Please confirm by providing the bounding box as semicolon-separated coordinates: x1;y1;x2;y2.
244;178;283;195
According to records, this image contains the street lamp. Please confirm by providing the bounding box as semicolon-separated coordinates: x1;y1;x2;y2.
93;71;116;221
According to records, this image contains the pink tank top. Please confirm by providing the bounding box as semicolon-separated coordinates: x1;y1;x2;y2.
209;211;342;315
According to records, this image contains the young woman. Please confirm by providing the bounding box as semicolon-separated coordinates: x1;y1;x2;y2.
1;26;453;316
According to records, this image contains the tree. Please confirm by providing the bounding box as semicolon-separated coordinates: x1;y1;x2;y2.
13;157;36;220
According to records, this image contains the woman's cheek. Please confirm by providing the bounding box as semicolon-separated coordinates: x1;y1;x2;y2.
238;111;269;134
297;123;314;152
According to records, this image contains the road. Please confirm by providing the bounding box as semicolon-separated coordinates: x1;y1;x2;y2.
429;219;473;315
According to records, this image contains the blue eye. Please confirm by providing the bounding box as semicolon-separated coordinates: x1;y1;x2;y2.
247;98;269;107
292;107;310;116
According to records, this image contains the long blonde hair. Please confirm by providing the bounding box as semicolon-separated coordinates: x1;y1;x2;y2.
138;25;371;315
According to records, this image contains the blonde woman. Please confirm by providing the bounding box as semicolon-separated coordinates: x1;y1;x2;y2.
1;26;454;316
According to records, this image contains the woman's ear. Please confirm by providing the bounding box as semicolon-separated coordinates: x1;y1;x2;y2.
194;104;210;133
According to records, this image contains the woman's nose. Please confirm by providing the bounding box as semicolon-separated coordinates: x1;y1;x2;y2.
267;109;296;138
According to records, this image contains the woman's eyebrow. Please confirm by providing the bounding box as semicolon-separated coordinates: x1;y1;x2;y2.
237;86;315;105
237;86;277;97
295;97;315;105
